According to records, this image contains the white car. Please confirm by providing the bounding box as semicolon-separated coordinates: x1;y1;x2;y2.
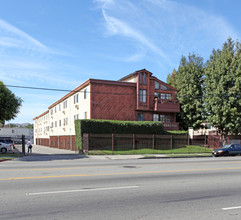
0;141;14;153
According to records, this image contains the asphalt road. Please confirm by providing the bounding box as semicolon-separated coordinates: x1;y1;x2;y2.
1;156;241;220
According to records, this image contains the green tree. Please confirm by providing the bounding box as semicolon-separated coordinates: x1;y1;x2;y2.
205;38;241;135
0;81;22;125
175;53;205;130
166;68;177;88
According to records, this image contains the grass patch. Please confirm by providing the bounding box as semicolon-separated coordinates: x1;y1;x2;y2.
87;145;212;155
166;130;188;135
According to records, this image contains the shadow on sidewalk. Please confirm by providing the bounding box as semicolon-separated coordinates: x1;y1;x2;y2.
17;153;88;162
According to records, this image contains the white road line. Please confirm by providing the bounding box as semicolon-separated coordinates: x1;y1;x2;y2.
26;185;139;196
222;206;241;211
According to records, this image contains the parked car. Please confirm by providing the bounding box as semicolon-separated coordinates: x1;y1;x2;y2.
0;138;14;153
212;144;241;157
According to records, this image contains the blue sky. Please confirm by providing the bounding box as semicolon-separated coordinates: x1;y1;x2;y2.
0;0;240;124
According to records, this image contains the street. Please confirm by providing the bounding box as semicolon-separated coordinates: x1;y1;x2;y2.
1;156;241;220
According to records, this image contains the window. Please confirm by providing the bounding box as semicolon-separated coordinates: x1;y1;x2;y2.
55;107;57;113
84;112;87;119
165;115;171;122
63;100;67;109
139;73;143;84
84;89;87;99
160;93;166;99
55;121;57;127
160;93;172;99
64;118;68;126
140;89;146;103
59;120;61;127
137;113;144;121
51;109;53;115
155;81;160;90
166;93;172;99
153;114;159;121
154;92;159;98
161;84;167;90
74;114;79;120
160;114;172;122
143;73;147;84
161;84;171;90
59;104;61;111
160;115;165;122
74;93;79;104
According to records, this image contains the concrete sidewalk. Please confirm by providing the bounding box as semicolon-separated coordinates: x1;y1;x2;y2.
29;144;77;155
11;144;212;161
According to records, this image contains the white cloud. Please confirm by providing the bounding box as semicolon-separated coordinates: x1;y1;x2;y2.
0;19;47;50
102;9;167;58
94;0;240;63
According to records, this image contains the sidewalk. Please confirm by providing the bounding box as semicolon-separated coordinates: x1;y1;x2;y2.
9;144;212;161
28;144;77;155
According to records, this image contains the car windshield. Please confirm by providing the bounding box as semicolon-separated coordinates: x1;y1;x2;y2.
4;140;13;144
222;144;232;149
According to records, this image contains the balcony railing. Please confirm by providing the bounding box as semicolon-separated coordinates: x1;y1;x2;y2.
163;122;179;130
154;98;180;113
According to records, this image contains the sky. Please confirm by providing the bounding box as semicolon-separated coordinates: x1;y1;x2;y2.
0;0;240;124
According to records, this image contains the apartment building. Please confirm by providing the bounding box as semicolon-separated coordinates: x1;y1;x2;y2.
33;69;180;150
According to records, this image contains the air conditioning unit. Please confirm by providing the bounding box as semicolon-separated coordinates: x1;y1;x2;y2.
62;110;65;114
75;104;79;109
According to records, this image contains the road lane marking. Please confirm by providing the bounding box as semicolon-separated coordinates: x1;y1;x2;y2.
26;185;139;196
2;166;241;181
222;206;241;211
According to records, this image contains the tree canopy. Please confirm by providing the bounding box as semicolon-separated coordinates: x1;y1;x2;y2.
167;38;241;135
205;38;241;135
0;81;22;125
168;53;204;130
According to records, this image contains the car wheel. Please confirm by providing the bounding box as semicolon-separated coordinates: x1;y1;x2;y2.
1;148;7;153
224;151;229;156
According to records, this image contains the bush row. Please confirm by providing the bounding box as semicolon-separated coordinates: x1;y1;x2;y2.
75;119;165;150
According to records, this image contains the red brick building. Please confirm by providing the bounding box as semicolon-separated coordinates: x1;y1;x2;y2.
90;69;180;130
34;69;180;150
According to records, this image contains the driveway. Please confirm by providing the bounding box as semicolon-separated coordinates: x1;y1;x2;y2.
14;144;86;162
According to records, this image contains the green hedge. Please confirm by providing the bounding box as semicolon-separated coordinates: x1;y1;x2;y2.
75;119;164;151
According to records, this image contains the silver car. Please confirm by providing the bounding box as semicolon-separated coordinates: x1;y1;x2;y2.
0;140;14;153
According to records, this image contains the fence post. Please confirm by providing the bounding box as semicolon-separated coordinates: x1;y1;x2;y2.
112;133;114;155
22;135;25;155
153;135;155;154
133;134;135;153
171;135;172;154
188;135;190;153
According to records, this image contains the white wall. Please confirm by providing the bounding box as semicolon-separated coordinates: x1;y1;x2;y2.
120;75;137;83
34;85;91;140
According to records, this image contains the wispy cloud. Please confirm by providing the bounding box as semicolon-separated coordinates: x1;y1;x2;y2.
102;10;167;58
0;18;80;89
94;0;240;64
0;19;47;50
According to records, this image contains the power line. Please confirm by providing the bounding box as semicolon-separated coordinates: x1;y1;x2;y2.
4;85;72;92
5;84;235;99
2;84;202;98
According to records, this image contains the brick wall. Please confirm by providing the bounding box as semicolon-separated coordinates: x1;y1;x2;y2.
90;82;137;121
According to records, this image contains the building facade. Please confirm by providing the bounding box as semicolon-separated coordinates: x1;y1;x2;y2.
33;69;180;150
0;127;33;143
